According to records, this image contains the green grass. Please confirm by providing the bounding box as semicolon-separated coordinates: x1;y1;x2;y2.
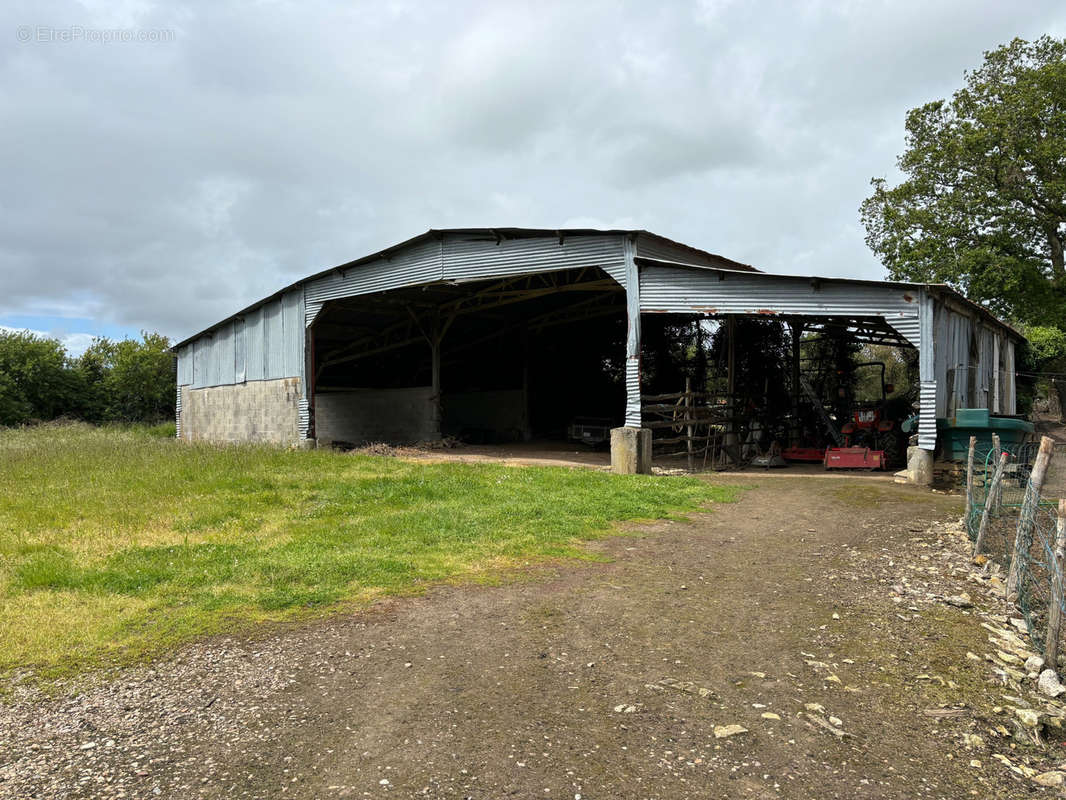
0;423;733;679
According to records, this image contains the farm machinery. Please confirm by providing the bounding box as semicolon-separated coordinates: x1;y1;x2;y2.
783;361;909;470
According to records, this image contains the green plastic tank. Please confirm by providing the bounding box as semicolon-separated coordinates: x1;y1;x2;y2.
937;408;1034;460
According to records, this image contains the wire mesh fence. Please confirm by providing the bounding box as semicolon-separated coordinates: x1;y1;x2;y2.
968;440;1066;515
966;437;1066;662
1013;502;1065;655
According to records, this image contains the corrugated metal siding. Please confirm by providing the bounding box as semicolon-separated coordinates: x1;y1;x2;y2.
638;265;921;321
885;317;920;348
176;345;192;385
1005;340;1016;414
928;299;1014;420
638;264;944;450
216;323;236;386
990;331;1002;411
977;327;994;410
918;382;938;450
622;237;641;427
234;319;246;383
175;288;304;389
245;306;265;381
175;384;182;438
304;237;443;326
282;288;303;378
635;234;750;273
915;291;937;451
298;396;310;439
303;233;628;326
443;232;627;285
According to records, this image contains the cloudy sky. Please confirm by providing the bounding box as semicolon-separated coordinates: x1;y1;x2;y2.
2;0;1064;354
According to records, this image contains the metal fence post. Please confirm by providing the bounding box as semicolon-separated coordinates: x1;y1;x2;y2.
965;435;976;521
1007;437;1056;601
1046;498;1066;671
973;451;1008;557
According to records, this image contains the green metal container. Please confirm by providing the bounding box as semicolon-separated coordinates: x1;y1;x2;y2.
937;409;1034;460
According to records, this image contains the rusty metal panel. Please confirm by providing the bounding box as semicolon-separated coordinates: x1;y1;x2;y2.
442;231;627;285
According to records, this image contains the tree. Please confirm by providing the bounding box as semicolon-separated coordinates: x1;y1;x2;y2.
0;331;82;425
0;330;175;427
105;332;175;422
74;333;176;422
861;36;1066;328
1025;325;1066;420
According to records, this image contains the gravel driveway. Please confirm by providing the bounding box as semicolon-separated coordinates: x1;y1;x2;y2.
0;476;1043;798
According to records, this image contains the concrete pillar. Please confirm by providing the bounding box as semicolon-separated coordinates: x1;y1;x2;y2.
894;445;934;486
611;427;652;474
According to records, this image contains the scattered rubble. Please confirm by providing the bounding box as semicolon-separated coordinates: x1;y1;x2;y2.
1034;770;1066;788
1039;669;1066;698
712;724;747;739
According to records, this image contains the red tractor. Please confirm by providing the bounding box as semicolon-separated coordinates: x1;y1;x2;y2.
824;362;905;470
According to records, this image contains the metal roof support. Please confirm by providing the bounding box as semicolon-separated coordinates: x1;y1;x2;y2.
623;236;642;428
917;289;937;451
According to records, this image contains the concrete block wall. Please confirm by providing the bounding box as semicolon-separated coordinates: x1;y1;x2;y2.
315;387;436;445
178;377;303;444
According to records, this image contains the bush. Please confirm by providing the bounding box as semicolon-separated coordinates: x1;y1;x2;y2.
0;331;84;425
0;329;175;427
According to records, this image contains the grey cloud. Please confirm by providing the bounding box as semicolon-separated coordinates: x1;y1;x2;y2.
1;0;1064;340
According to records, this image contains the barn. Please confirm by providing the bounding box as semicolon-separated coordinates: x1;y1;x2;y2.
173;228;1024;480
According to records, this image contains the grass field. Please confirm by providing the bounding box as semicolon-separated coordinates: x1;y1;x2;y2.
0;424;733;680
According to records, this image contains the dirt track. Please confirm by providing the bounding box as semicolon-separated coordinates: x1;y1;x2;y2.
1;476;1047;799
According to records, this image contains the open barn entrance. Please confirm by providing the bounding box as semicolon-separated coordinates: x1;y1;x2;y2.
308;267;627;448
636;313;918;472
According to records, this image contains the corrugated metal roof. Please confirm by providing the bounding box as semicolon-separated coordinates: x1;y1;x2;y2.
172;228;1022;350
633;257;1024;341
172;228;756;349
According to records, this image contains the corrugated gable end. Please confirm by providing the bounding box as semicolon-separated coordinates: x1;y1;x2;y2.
304;237;443;326
442;231;628;286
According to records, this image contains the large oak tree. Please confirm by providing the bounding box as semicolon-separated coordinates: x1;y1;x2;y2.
861;36;1066;330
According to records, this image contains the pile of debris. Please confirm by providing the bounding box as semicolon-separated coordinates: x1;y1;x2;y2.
348;436;464;458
